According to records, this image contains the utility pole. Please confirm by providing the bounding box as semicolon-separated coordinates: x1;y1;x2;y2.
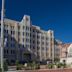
1;0;5;72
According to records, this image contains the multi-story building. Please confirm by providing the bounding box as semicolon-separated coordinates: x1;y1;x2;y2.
0;15;54;64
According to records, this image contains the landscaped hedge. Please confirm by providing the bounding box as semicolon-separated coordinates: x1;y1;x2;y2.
47;63;54;69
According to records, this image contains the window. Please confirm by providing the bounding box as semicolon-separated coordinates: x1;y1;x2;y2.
33;46;35;49
18;25;20;29
23;45;24;48
26;26;29;31
26;32;29;36
23;32;24;35
50;32;52;36
13;50;15;54
30;33;31;37
30;39;31;43
26;32;27;36
23;38;24;42
33;34;35;38
18;38;20;41
30;28;31;31
7;50;8;54
42;42;44;45
18;32;20;35
6;43;9;47
69;47;72;53
11;50;15;54
33;40;35;44
13;31;15;35
46;42;48;45
4;25;8;28
30;45;31;49
4;29;6;33
68;47;72;57
11;31;15;35
7;30;8;33
42;36;44;39
23;26;25;29
46;53;48;56
33;29;35;32
37;36;40;39
46;37;48;40
11;50;12;54
37;47;40;50
11;26;14;29
11;43;15;48
4;29;8;34
42;53;44;56
46;47;49;50
4;34;7;38
37;41;40;44
11;37;13;41
26;38;29;42
26;44;29;48
18;44;21;48
42;47;44;50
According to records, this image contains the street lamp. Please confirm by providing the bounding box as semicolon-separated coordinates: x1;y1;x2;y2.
1;0;5;72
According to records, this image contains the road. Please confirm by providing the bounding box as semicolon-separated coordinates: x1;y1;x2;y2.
6;68;72;72
7;71;16;72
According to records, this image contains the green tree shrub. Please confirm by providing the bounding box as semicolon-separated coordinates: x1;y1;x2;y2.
36;63;40;69
31;61;36;70
48;63;54;69
4;60;8;71
28;61;40;70
54;58;60;63
16;60;22;70
57;63;63;68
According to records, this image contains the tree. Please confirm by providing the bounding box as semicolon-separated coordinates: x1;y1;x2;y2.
16;60;21;70
4;60;8;71
23;53;31;63
54;58;60;63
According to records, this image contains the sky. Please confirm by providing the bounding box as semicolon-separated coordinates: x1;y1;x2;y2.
0;0;72;43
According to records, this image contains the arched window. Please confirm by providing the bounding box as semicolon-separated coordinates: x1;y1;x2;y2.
69;47;72;53
68;47;72;57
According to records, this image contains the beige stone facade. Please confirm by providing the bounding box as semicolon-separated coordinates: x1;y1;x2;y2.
0;15;54;64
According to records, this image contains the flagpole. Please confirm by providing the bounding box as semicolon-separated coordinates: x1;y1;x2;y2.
1;0;4;72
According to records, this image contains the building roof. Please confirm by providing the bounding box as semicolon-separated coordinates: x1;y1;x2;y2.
59;43;71;49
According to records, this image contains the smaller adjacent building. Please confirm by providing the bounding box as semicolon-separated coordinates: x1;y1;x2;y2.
60;43;72;64
54;39;62;60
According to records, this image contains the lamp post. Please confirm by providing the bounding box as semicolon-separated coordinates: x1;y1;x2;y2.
1;0;5;72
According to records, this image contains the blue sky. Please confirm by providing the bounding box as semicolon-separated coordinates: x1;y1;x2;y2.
0;0;72;43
